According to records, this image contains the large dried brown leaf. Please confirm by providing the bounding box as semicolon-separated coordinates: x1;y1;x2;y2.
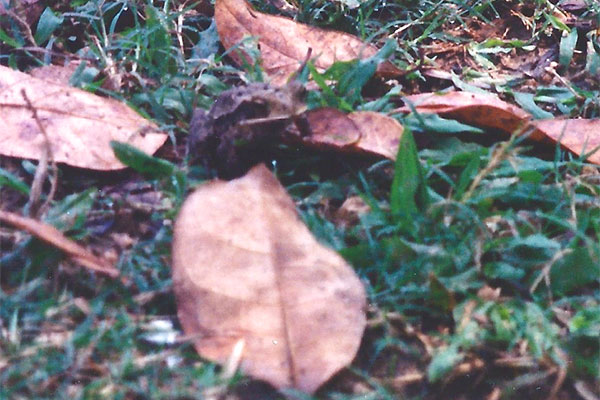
214;0;400;85
171;164;366;393
0;210;120;278
402;91;600;164
0;66;167;170
300;108;403;159
403;92;533;136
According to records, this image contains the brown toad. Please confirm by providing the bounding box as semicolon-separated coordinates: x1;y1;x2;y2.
188;81;308;179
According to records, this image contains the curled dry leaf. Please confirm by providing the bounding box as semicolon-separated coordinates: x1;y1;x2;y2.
214;0;400;85
0;210;120;278
402;92;533;137
299;108;403;159
172;164;366;393
402;91;600;165
0;65;167;170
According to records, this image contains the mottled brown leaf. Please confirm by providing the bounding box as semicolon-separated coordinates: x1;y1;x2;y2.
0;210;119;278
171;164;366;393
402;91;600;165
0;66;167;170
300;109;403;159
214;0;400;85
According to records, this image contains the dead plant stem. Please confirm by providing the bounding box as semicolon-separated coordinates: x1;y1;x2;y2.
462;134;519;202
21;89;58;218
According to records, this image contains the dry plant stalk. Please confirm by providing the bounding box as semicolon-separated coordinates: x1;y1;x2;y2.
0;210;120;278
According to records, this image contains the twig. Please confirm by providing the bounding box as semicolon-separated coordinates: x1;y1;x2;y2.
574;381;600;400
529;248;573;295
4;9;36;45
21;89;58;218
486;387;502;400
545;62;584;101
175;3;185;57
0;210;120;278
461;132;522;202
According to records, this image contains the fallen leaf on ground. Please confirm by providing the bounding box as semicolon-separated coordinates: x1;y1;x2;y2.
0;65;167;170
0;210;120;278
401;91;600;164
29;63;79;85
532;119;600;163
402;92;533;137
347;111;404;158
214;0;400;85
172;164;366;393
299;107;362;147
334;196;371;229
298;109;404;159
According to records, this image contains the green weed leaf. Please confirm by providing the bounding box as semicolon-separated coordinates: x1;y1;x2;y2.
559;28;578;68
35;7;63;45
111;141;176;178
569;307;600;338
456;154;480;200
0;168;30;195
428;344;463;382
513;92;553;119
390;128;429;221
403;113;484;134
550;248;600;295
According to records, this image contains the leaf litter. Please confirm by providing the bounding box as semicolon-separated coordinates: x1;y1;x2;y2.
1;0;599;398
214;0;401;85
401;91;600;164
0;65;167;170
172;164;366;393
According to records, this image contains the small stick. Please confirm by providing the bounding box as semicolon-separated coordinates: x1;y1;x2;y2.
0;210;120;279
21;89;58;218
529;248;573;295
287;47;313;83
4;9;36;45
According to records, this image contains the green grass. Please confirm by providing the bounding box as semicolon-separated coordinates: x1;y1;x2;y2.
1;0;599;398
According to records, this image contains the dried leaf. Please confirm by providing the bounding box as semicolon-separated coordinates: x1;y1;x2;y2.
334;196;371;229
0;210;119;278
533;119;600;164
214;0;400;85
172;164;366;393
300;109;403;159
402;91;600;165
347;111;403;159
0;65;167;170
300;107;362;147
29;63;77;85
402;92;533;137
